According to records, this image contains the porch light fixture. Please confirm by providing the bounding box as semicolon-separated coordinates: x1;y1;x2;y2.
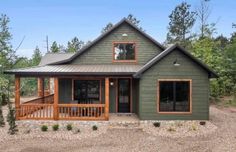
173;59;180;67
110;82;114;86
122;33;128;37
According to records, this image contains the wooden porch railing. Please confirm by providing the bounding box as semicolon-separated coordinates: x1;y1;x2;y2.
58;104;106;120
17;102;106;120
18;104;54;120
23;94;54;104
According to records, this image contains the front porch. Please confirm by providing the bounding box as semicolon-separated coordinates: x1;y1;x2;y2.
14;76;136;121
15;76;111;120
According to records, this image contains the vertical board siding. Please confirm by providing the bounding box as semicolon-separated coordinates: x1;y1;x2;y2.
71;23;162;65
139;49;210;120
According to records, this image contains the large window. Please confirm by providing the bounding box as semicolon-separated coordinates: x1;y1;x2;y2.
158;80;192;113
73;80;100;104
113;43;136;62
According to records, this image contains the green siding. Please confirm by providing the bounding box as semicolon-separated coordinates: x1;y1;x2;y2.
139;49;209;120
109;81;116;113
59;78;72;103
132;79;139;114
71;23;162;65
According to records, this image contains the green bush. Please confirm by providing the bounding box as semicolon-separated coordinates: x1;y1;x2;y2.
92;125;98;131
52;124;59;131
41;125;48;132
66;124;72;131
153;122;161;127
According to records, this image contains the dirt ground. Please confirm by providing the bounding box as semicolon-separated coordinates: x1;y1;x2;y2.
0;106;236;152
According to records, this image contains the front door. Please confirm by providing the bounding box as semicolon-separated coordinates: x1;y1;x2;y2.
118;79;130;113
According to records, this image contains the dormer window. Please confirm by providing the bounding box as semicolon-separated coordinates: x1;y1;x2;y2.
113;42;136;62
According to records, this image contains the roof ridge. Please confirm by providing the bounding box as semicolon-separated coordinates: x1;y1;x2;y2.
48;18;165;65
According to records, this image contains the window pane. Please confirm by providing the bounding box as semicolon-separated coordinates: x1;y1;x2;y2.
175;82;190;112
114;43;135;60
74;80;100;104
159;82;174;111
159;81;190;112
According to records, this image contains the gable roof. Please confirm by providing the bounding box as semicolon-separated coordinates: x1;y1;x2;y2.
133;44;218;78
48;18;165;65
39;53;74;66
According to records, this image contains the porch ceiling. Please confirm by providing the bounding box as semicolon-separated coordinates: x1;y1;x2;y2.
4;64;143;76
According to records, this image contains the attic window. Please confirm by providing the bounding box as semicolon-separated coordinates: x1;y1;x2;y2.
113;42;136;62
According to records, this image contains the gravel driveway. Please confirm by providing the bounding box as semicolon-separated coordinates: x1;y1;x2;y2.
0;106;235;152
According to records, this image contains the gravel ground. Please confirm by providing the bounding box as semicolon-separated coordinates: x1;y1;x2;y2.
0;106;236;152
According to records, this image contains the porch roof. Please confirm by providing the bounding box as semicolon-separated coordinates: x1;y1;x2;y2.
4;64;143;76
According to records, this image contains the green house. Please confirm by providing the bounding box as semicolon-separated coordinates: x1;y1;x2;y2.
5;18;217;121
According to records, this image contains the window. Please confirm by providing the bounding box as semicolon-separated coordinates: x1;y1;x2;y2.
113;43;136;62
157;80;192;113
73;80;100;104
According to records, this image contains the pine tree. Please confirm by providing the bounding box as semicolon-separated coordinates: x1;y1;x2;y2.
50;41;60;53
166;2;196;47
7;100;17;135
31;46;42;66
101;23;113;34
67;37;84;52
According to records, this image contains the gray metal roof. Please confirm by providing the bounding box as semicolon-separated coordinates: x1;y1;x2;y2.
48;18;165;65
5;65;143;76
133;44;218;78
39;53;74;66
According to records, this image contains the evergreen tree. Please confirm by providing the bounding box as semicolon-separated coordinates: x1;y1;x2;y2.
50;41;60;53
101;22;113;34
31;46;42;66
67;37;84;52
166;2;196;47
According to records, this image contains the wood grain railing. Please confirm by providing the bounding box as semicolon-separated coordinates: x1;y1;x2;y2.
23;94;54;104
17;104;53;120
58;104;106;120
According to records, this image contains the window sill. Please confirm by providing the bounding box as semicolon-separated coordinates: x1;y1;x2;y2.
157;111;192;115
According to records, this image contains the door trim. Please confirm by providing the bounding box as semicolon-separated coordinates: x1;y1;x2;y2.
116;77;132;113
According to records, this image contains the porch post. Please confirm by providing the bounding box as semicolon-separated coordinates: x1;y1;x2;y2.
37;77;44;97
53;77;59;120
105;77;109;120
15;75;20;120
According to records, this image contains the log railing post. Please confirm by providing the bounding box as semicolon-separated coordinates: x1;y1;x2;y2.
15;75;20;120
53;77;59;120
105;77;109;120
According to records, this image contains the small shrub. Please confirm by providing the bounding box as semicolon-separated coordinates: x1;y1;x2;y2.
199;121;206;126
153;122;161;127
41;125;48;132
66;124;72;131
52;124;59;131
92;125;98;131
167;127;176;132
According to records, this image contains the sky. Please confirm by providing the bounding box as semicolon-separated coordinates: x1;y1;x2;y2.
1;0;236;58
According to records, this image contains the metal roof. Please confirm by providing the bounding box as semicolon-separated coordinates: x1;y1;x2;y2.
133;44;218;78
39;53;74;66
48;18;165;65
4;65;143;76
